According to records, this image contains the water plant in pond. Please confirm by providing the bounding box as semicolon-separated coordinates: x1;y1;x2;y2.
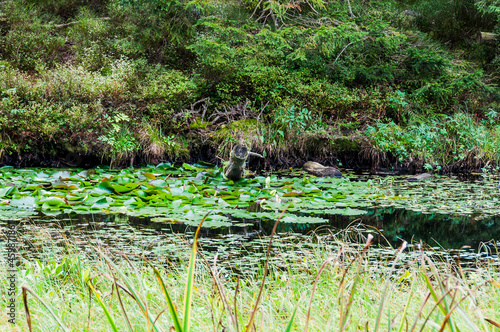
1;165;500;227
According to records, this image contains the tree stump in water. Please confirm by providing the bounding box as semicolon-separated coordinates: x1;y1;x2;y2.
406;173;432;182
303;161;342;178
224;145;249;181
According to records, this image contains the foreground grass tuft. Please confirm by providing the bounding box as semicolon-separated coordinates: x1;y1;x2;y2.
1;223;500;331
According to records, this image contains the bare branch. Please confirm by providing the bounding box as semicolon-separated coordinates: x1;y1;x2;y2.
54;17;110;29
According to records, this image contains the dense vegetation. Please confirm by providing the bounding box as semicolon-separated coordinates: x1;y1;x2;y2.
1;0;500;170
2;215;500;331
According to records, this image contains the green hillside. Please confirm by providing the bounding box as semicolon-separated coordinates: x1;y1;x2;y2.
0;0;499;171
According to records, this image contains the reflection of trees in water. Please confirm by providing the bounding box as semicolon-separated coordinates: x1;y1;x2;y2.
33;210;500;251
326;208;500;249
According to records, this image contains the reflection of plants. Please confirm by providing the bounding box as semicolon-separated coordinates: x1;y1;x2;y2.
99;112;138;167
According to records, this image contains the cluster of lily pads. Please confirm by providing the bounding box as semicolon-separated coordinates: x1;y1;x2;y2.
1;164;499;227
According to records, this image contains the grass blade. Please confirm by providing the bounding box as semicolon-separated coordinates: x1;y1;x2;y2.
491;280;500;290
374;242;407;332
183;213;208;332
87;280;119;332
339;234;373;332
422;256;479;332
245;205;289;331
420;271;447;315
94;248;162;332
485;318;500;328
234;276;241;332
397;275;415;332
199;250;238;331
285;304;299;332
22;284;70;332
409;292;431;332
112;273;134;332
305;256;335;332
151;265;183;332
22;286;33;332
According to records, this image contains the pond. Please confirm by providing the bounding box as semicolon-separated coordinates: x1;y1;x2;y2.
1;164;500;270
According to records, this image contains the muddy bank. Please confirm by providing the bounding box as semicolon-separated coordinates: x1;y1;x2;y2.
0;142;490;175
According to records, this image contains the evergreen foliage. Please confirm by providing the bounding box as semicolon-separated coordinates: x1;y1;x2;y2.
0;0;499;168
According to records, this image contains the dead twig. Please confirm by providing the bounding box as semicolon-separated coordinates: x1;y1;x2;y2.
54;17;110;29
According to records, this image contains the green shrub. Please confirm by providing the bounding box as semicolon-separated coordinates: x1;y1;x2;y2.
98;112;138;166
1;2;66;71
25;0;110;19
404;47;449;81
0;88;104;154
140;67;198;104
401;0;490;44
365;112;500;166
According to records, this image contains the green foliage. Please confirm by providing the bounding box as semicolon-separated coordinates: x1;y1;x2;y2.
0;0;498;166
401;0;488;44
140;66;199;109
98;112;138;166
0;85;103;154
404;47;449;81
270;106;326;144
242;0;327;26
366;121;410;161
115;0;205;44
365;112;500;165
1;2;66;71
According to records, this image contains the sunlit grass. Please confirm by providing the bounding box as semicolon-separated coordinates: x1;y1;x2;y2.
1;221;499;332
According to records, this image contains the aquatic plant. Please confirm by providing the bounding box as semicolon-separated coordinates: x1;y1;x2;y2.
3;164;500;227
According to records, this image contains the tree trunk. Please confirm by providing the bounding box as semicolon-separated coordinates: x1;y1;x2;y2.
480;32;498;42
224;145;249;181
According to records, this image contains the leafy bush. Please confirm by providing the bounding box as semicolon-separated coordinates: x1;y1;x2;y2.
1;2;66;71
140;67;198;104
365;112;500;166
0;88;104;154
98;112;138;166
26;59;138;102
404;47;449;81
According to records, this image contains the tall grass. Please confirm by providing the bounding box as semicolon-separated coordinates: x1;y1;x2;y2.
1;220;500;331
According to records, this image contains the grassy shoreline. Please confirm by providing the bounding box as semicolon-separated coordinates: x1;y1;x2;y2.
1;223;499;331
4;110;500;173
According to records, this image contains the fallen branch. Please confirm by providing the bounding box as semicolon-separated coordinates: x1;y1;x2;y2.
54;17;110;29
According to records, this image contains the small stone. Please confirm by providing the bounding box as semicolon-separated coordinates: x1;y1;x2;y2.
406;173;433;182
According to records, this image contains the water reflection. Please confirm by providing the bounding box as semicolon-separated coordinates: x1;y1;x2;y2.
2;209;498;271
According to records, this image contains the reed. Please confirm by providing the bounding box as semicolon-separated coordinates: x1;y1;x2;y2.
2;219;499;331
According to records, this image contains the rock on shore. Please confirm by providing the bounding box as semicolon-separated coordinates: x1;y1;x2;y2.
303;161;342;178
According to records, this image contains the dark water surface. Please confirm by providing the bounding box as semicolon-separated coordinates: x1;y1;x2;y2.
2;169;500;269
5;207;498;270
